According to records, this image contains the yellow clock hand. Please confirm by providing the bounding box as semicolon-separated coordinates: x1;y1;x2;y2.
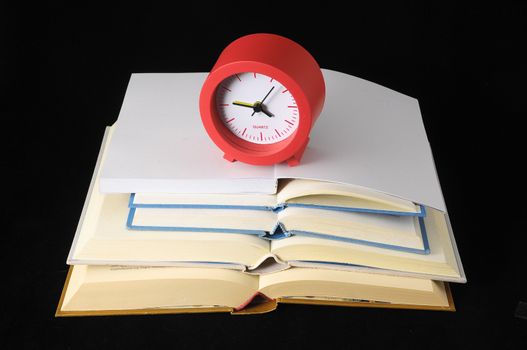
232;101;256;108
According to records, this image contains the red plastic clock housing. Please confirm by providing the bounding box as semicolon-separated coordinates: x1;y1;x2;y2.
199;33;325;166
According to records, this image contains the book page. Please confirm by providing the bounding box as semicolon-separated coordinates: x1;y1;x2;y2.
132;193;277;207
131;207;277;232
100;73;276;194
278;207;424;250
275;69;446;211
270;208;462;280
62;265;259;312
277;179;419;213
258;268;449;307
68;128;271;267
74;193;271;265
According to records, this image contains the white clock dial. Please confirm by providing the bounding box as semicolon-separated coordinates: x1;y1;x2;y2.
215;72;299;144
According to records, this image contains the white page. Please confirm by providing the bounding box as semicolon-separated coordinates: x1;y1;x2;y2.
100;70;445;211
275;70;445;211
100;73;276;194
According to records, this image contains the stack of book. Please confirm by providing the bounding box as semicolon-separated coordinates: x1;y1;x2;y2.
56;69;465;316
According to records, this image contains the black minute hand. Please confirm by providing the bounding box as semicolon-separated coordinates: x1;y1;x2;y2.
261;86;275;103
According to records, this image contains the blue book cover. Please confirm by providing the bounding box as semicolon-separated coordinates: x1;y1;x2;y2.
126;200;430;255
129;193;427;217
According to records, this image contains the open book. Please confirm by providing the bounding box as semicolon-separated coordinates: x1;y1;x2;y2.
129;180;428;254
99;69;445;212
67;128;464;283
130;179;425;216
57;265;454;316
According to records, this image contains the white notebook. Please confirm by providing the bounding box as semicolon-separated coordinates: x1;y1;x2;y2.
100;69;445;211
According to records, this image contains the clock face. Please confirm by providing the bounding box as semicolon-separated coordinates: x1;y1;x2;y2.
215;72;299;144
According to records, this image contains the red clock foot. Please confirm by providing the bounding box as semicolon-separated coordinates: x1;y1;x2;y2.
286;137;309;167
287;157;300;167
223;154;237;162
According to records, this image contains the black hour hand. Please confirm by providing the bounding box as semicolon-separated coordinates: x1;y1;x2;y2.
260;105;274;118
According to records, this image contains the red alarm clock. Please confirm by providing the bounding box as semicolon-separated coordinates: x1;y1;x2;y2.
199;33;325;166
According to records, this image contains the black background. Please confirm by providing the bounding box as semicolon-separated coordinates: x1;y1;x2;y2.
3;2;526;349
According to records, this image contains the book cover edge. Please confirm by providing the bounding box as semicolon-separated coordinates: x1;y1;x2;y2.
55;266;455;317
